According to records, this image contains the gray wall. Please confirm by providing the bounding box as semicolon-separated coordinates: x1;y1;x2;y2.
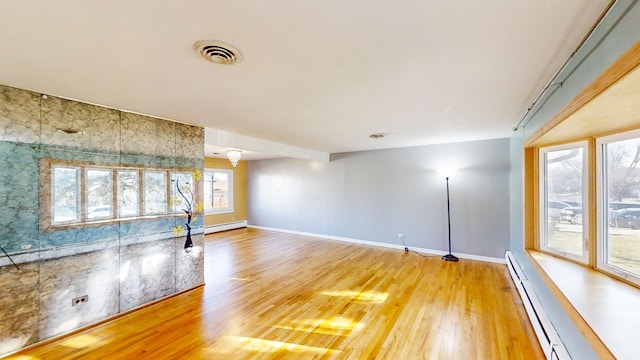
509;0;640;358
248;138;510;259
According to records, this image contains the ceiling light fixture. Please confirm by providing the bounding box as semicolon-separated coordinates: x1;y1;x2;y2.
227;149;242;167
194;40;241;65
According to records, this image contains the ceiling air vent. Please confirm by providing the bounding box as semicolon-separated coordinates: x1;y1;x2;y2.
194;40;241;65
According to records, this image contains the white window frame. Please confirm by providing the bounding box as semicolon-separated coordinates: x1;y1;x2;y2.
538;140;589;264
85;168;114;221
204;168;234;214
51;165;81;224
597;129;640;286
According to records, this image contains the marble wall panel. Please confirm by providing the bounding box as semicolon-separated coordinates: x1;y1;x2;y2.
40;96;121;153
176;123;204;162
0;262;39;354
39;225;120;250
120;112;176;158
38;248;119;339
119;238;176;312
0;85;40;144
0;82;205;356
39;146;121;164
175;233;204;292
0;141;40;253
119;154;175;168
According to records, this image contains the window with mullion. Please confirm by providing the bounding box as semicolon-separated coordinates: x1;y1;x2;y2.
539;141;589;263
597;130;640;285
203;169;233;214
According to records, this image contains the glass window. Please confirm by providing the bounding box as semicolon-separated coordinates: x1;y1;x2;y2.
86;169;113;220
539;141;588;263
144;171;167;214
203;169;234;213
598;131;640;283
43;159;198;229
171;172;193;213
52;166;80;223
203;172;213;211
118;170;139;217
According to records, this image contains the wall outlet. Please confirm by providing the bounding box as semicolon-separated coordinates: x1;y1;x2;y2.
20;244;32;250
72;295;89;306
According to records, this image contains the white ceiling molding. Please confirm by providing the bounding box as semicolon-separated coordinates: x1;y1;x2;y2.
205;128;330;162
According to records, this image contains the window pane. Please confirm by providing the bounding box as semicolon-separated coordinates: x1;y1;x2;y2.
542;147;585;257
172;172;193;213
604;137;640;276
213;172;229;209
86;169;113;220
52;166;79;223
118;170;139;217
203;172;213;210
144;171;167;214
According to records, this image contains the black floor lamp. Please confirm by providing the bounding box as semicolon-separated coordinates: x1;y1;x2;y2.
440;170;459;262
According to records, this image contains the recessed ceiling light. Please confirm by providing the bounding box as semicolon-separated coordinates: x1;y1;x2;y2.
369;133;385;139
194;40;241;65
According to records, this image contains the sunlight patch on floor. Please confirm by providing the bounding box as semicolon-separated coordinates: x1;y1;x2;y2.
59;334;107;349
206;336;340;356
320;290;388;303
271;316;364;336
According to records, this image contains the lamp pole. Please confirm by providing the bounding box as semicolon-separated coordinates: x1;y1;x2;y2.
442;176;459;262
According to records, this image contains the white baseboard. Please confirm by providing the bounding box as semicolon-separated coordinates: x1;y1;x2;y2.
248;225;505;264
205;220;247;234
505;251;570;359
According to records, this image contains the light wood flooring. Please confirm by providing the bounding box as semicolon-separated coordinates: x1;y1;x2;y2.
5;228;543;359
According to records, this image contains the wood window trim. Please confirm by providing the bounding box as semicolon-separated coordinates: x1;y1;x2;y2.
522;40;640;359
39;158;199;232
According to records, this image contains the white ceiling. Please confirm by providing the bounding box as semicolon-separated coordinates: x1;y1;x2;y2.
0;1;609;158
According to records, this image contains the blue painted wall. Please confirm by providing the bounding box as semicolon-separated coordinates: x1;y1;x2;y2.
509;1;640;358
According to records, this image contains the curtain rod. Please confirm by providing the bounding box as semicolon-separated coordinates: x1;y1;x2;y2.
512;0;617;132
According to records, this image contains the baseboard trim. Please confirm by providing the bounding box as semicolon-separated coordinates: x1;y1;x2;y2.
205;220;247;234
247;225;505;264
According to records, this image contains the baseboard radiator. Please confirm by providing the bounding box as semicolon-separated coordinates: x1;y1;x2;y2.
205;220;247;234
505;251;570;360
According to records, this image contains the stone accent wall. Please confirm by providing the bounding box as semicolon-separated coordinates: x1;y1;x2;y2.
0;84;204;356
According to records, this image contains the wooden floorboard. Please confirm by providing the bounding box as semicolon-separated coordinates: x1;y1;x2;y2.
4;228;544;359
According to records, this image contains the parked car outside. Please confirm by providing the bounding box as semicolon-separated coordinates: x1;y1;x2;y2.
610;208;640;229
561;206;583;224
573;213;583;225
609;202;640;211
548;200;572;224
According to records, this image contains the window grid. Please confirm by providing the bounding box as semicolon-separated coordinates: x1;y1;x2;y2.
204;169;234;214
538;141;589;264
43;159;199;229
596;129;640;286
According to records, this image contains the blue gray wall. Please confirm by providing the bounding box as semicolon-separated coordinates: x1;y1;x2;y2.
509;1;640;358
248;138;510;259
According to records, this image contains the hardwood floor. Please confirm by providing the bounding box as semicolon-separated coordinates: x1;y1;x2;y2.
5;228;543;359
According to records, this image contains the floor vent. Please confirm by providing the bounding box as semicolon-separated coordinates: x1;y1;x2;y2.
506;251;570;360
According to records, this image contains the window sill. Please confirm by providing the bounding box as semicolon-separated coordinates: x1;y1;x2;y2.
527;250;640;359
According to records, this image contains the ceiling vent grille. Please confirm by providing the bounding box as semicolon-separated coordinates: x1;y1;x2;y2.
194;40;241;65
